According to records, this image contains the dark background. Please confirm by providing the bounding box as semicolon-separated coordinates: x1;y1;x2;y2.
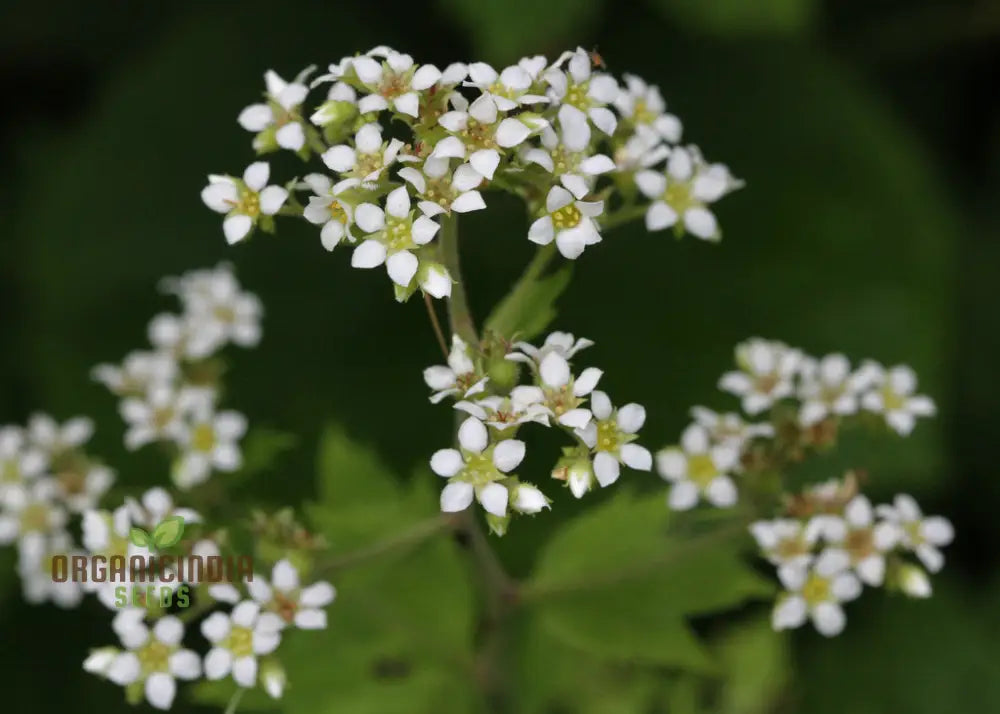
1;0;999;711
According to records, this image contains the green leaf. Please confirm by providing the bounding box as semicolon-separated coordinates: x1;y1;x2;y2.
711;617;790;714
236;427;298;481
128;527;151;549
315;424;401;509
437;0;604;64
151;516;185;549
525;490;771;672
484;263;573;342
648;0;817;36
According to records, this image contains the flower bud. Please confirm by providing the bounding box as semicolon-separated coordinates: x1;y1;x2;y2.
311;100;357;128
83;647;119;676
512;483;550;514
898;563;932;598
419;262;452;299
260;658;287;699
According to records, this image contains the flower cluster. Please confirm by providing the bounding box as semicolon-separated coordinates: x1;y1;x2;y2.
656;338;937;511
751;475;953;636
202;46;741;302
0;267;337;710
94;264;258;490
425;331;652;535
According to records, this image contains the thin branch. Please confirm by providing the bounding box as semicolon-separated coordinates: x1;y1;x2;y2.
313;516;450;575
424;292;450;359
223;688;245;714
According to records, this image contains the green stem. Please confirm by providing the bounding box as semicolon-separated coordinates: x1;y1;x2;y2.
313;516;450;575
598;203;648;231
439;214;478;345
223;688;245;714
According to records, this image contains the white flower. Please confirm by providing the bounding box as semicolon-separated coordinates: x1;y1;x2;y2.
398;158;486;216
797;354;868;426
346;51;442;117
875;494;953;573
431;93;540;180
310;80;358;126
423;335;487;404
718;338;803;415
771;549;862;637
613;129;670;173
27;413;93;456
552;453;598;499
858;362;936;436
750;518;824;570
104;611;201;710
465;61;548;111
822;495;901;586
301;173;360;251
527;185;603;260
430;417;529;517
174;407;248;489
614;73;682;144
92;350;178;397
202;601;284;688
454;389;552;431
351;186;441;287
54;462;115;514
689;406;774;450
201;162;288;245
125;487;201;529
522;106;616;199
531;352;601;429
657;424;740;510
18;530;84;608
238;67;314;152
0;479;67;569
636;146;742;241
507;331;594;364
161;264;263;359
576;390;652;488
0;426;47;503
322;123;404;183
544;48;620;135
119;384;214;451
214;559;336;631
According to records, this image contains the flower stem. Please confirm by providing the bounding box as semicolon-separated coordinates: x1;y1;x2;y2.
598;203;648;231
223;688;245;714
439;214;478;345
313;515;451;575
423;292;450;359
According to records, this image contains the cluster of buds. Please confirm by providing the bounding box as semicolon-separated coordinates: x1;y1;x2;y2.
752;474;953;636
201;46;742;302
425;331;652;535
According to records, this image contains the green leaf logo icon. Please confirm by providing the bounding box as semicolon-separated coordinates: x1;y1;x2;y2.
129;527;151;548
152;516;186;549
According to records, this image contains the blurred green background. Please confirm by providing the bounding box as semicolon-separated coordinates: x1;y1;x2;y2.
1;0;999;711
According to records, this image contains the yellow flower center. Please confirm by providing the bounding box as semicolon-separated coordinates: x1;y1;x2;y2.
328;200;348;224
634;99;656;125
596;420;620;452
801;574;831;606
774;535;809;560
565;83;590;110
138;640;172;675
551;204;582;230
460;119;496;151
845;528;875;560
239;191;260;218
20;503;51;533
663;181;696;214
463;452;496;487
192;423;216;453
385;218;413;252
881;386;906;411
1;460;21;483
225;626;255;659
57;469;87;496
686;454;718;488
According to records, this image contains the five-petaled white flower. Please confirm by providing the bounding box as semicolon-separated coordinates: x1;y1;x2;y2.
423;335;487;404
238;67;314;152
348;51;443;117
125;487;201;529
398;158;486;216
532;351;601;429
636;146;741;241
858;362;936;436
528;185;603;259
545;48;620;135
119;384;213;451
173;406;247;489
27;413;94;457
92;350;178;397
0;426;47;503
201;162;289;245
430;417;528;517
875;494;953;573
614;73;682;144
322;123;404;183
797;353;868;426
432;93;540;180
771;549;862;637
454;388;552;432
351;186;441;287
823;495;901;586
0;478;67;569
657;423;740;510
302;173;360;251
522;106;616;199
507;331;594;365
103;611;202;710
750;518;824;570
718;338;803;415
212;559;337;631
465;62;549;111
689;406;774;450
576;390;652;488
202;601;284;688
